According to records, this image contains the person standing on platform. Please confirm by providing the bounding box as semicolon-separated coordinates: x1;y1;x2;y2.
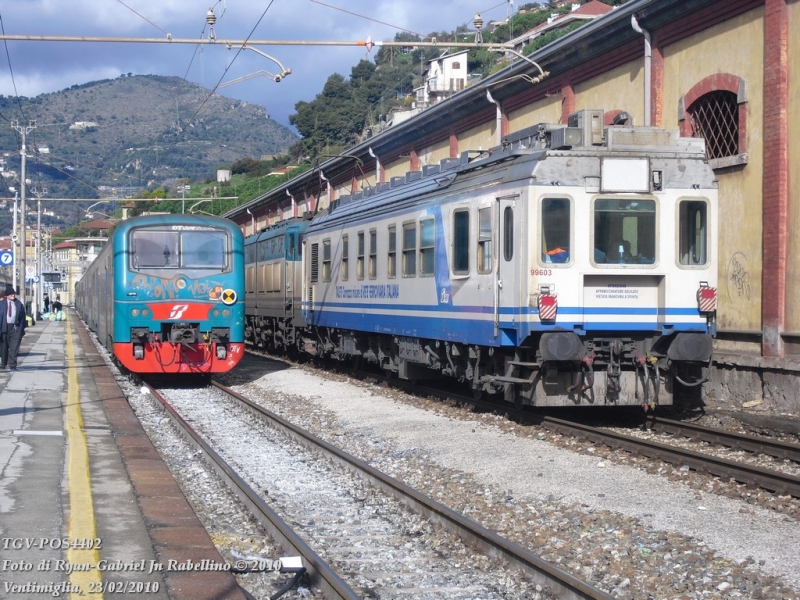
0;285;26;370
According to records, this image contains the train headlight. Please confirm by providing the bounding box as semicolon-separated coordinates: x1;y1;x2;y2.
131;308;140;317
141;308;150;316
697;282;717;313
212;309;221;317
222;309;231;317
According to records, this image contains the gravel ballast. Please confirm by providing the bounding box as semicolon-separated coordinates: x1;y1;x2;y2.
218;359;800;599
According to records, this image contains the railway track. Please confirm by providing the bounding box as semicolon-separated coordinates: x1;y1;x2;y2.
323;366;800;500
142;379;615;600
535;414;800;498
643;415;800;463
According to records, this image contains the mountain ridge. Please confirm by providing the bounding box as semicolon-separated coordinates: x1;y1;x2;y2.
0;74;297;212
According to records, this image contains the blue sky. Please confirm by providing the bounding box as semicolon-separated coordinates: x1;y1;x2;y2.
0;1;528;129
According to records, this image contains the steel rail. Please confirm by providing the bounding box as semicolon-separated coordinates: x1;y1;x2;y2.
257;355;800;499
211;380;615;600
645;416;800;463
143;382;361;600
538;416;800;498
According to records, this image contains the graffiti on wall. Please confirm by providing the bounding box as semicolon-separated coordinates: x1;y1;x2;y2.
727;252;751;302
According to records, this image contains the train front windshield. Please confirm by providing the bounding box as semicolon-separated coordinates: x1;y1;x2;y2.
130;228;230;270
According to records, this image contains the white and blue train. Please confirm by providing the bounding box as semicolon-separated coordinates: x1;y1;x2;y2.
245;110;718;408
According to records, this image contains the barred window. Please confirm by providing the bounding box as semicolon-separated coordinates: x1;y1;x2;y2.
687;90;739;160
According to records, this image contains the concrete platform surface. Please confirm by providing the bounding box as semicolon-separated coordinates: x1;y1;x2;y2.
0;313;248;599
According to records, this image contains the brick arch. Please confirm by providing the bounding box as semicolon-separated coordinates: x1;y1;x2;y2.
678;73;747;143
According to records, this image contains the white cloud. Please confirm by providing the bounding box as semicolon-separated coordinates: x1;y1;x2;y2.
0;0;519;125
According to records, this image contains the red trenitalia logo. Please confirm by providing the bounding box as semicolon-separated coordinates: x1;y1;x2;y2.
148;303;214;320
168;304;189;319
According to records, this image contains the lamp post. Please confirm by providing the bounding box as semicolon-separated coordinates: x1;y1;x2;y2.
11;120;35;308
246;208;256;234
181;184;190;214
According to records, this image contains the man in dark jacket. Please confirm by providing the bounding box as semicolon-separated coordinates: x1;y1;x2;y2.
0;285;26;370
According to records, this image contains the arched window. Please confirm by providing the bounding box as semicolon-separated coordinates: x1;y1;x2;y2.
679;74;747;170
687;90;739;160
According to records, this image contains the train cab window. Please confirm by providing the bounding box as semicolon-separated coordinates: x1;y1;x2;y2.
388;225;397;278
541;198;571;264
679;200;708;266
182;231;227;268
402;223;416;277
131;229;229;270
341;235;349;281
357;231;365;280
369;229;377;279
477;207;492;274
593;198;656;265
420;218;435;276
452;210;469;275
322;239;332;282
131;231;180;268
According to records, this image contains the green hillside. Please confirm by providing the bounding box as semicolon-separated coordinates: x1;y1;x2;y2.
0;74;297;226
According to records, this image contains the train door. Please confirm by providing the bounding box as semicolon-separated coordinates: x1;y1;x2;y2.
496;195;522;343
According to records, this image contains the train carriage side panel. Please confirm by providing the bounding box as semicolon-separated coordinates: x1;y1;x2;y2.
296;111;718;407
302;158;535;347
243;218;308;352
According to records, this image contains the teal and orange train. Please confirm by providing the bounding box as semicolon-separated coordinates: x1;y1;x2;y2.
75;214;245;374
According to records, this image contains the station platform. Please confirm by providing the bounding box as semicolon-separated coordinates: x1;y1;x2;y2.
0;312;248;599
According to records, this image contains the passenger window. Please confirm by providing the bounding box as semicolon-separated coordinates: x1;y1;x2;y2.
420;218;435;276
679;200;707;265
369;229;377;279
342;234;349;281
478;207;492;274
541;198;570;264
388;225;397;278
402;223;416;277
593;198;656;264
453;210;469;275
322;239;331;282
357;231;365;280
